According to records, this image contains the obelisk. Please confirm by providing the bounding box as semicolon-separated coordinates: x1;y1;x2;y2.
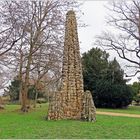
48;11;96;121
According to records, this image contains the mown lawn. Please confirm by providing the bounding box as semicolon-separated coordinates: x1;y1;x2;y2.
97;106;140;114
0;104;140;139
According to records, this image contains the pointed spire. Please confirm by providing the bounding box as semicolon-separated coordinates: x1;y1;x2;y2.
48;10;96;121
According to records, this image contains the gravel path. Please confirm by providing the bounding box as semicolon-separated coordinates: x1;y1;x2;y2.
96;111;140;118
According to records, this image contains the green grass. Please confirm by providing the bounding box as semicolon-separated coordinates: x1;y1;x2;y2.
0;104;140;139
97;106;140;114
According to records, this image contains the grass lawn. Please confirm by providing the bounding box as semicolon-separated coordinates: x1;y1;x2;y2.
0;104;140;139
97;106;140;115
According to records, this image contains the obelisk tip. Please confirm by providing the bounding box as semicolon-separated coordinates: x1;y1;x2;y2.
66;10;75;16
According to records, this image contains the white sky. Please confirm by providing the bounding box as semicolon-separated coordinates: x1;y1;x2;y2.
78;1;139;84
78;1;107;53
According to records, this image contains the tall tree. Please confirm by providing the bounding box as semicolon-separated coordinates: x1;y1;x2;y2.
82;47;133;108
106;58;125;84
96;0;140;77
82;47;109;91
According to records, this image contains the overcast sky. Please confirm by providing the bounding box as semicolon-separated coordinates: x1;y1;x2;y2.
78;1;107;53
78;1;139;84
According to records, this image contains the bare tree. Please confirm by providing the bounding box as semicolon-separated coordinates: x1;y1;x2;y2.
96;0;140;77
0;1;24;98
30;43;62;107
0;0;79;112
0;1;25;57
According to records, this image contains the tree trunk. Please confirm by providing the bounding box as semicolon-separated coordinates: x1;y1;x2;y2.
33;88;38;108
21;44;33;112
21;84;29;112
18;44;24;104
0;97;4;109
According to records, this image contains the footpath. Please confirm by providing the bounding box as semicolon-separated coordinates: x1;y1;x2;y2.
96;111;140;118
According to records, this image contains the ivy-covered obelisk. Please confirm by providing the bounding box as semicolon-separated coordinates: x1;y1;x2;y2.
48;10;96;121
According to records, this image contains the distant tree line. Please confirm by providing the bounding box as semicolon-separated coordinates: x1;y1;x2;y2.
4;77;45;102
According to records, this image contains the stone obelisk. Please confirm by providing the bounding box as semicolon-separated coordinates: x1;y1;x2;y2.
61;10;84;119
48;10;96;121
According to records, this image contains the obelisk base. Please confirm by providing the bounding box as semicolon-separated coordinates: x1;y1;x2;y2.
48;91;96;121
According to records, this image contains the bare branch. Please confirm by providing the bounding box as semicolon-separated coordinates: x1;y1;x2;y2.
96;0;140;77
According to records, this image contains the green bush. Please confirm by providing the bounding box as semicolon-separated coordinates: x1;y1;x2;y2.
94;81;133;108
